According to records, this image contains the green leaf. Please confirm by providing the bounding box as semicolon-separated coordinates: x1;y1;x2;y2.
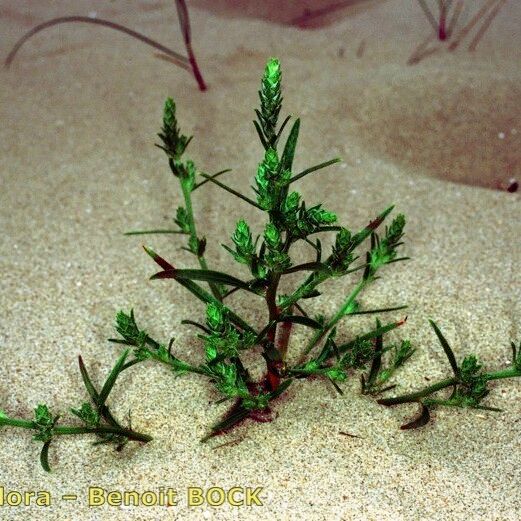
367;319;383;388
78;356;122;429
78;357;100;405
290;157;341;184
98;350;130;406
268;378;293;400
40;440;52;472
175;206;191;233
351;206;394;249
263;223;281;250
253;120;268;149
199;174;262;209
400;403;431;430
337;319;406;355
280;118;300;172
274;115;291;145
193;169;232;191
277;315;323;329
201;403;250;442
429;320;459;378
143;245;175;271
349;304;408;316
282;262;327;275
124;229;186;236
70;403;100;427
151;268;261;295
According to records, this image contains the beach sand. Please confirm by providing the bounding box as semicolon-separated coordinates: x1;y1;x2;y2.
0;0;520;519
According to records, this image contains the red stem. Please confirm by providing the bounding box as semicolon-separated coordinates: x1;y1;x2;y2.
186;41;207;91
438;3;448;40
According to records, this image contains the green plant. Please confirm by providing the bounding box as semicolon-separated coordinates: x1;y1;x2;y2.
2;58;519;472
378;321;521;428
0;350;151;471
118;56;412;439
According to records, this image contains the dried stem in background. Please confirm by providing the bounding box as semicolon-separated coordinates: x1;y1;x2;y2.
4;0;206;91
410;0;507;64
448;0;503;51
467;0;507;51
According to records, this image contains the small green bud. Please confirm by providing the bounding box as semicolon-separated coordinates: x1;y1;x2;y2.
205;344;218;362
264;223;281;250
115;310;142;345
335;228;351;250
255;148;279;199
230;220;255;264
386;214;406;245
175;206;190;233
325;367;347;382
243;393;270;410
284;191;300;213
307;206;337;225
460;355;482;383
70;403;100;426
158;97;191;159
264;148;279;177
233;220;253;250
163;97;177;134
264;58;281;91
34;405;52;426
206;303;224;332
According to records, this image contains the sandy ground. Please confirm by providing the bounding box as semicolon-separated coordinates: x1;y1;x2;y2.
0;1;520;519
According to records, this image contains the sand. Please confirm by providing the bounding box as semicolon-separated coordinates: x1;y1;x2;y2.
0;0;520;519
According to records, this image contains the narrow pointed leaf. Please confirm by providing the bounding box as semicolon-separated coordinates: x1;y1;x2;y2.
143;245;175;271
181;319;212;334
78;356;100;403
255;320;276;345
400;402;431;430
302;289;321;299
429;320;459;378
280;118;300;172
282;262;327;274
308;226;343;235
351;206;395;248
328;378;344;395
253;120;268;149
124;229;187;236
385;256;411;265
201;402;250;442
473;404;503;413
290;157;342;184
199;174;262;209
154;274;255;334
274;115;291;144
350;305;408;316
367;319;383;387
151;268;260;295
277;315;322;329
40;440;52;472
268;378;293;400
337;319;406;355
98;350;130;406
193;169;232;190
